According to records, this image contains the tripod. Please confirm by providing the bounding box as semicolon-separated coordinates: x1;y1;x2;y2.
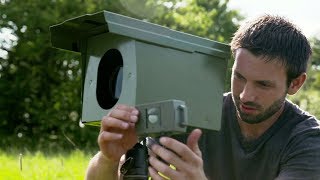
121;141;149;180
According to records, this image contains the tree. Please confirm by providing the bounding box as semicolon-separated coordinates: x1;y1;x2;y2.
288;37;320;119
151;0;243;43
0;0;242;152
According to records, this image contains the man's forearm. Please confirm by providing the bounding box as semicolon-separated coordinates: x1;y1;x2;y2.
85;151;119;180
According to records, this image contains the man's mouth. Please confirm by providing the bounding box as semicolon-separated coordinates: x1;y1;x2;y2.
240;104;258;114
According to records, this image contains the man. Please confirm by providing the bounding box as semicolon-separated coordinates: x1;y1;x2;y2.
85;15;320;180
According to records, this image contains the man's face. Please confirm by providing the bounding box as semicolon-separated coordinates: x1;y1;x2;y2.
231;48;288;124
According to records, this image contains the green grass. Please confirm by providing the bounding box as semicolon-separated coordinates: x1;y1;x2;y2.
0;150;94;180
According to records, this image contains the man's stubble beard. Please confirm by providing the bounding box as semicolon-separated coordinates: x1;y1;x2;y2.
232;94;286;124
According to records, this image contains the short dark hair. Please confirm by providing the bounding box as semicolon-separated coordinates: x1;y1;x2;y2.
230;14;312;86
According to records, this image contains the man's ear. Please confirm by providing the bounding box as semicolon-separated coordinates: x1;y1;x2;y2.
288;73;307;95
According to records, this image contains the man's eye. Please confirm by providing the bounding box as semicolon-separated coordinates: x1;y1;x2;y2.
258;82;271;88
235;73;244;80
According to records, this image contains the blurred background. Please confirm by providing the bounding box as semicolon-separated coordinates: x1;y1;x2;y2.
0;0;319;158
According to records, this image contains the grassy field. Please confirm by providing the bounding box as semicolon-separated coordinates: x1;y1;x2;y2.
0;150;94;180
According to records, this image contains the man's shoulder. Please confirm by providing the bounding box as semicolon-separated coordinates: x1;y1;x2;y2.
291;116;320;140
222;92;234;110
223;92;232;103
284;100;320;141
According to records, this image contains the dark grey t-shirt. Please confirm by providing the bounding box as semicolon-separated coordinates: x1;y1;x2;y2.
177;93;320;180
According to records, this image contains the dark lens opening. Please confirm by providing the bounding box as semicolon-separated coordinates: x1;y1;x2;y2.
96;49;123;109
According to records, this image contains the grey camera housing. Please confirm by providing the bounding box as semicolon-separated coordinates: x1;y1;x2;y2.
50;11;230;133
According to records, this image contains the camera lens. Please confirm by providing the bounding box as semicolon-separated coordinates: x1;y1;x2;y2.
109;66;123;100
96;49;123;109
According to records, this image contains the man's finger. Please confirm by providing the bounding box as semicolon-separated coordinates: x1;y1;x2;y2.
98;131;123;143
148;166;163;180
187;129;202;157
108;109;138;123
114;104;139;116
101;116;129;130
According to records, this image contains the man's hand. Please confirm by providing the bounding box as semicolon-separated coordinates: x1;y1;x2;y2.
86;104;139;180
148;129;207;180
98;104;139;162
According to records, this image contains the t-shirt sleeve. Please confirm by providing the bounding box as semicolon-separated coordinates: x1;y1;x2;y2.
275;133;320;180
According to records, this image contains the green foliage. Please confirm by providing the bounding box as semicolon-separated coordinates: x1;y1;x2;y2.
310;37;320;68
288;37;320;119
0;0;242;152
148;0;243;43
0;150;93;179
289;89;320;119
0;0;114;152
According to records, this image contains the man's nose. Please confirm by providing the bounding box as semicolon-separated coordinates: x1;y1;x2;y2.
240;83;256;102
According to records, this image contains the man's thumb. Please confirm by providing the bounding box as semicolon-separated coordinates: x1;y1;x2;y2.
187;129;202;157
